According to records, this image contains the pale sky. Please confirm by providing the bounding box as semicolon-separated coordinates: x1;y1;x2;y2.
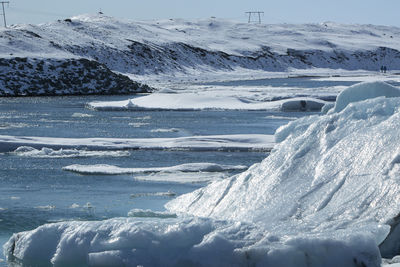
4;0;400;27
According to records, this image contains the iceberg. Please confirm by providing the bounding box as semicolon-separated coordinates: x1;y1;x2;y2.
5;82;400;266
331;81;400;113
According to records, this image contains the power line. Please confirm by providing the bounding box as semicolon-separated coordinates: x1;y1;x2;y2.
245;11;264;24
0;1;8;27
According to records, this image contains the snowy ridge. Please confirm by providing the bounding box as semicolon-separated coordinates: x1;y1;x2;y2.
2;14;400;85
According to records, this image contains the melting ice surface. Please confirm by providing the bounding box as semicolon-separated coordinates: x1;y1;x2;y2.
5;81;400;266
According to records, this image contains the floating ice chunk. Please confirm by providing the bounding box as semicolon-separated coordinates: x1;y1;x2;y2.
133;172;226;184
3;217;382;267
69;203;80;209
71;113;93;118
127;209;177;218
332;81;400;113
62;162;247;175
0;134;274;153
88;93;327;112
150;128;180;133
128;122;149;127
35;205;56;210
10;146;130;158
130;191;177;198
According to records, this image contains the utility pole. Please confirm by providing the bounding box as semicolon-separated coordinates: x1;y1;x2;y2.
245;11;264;24
0;1;9;28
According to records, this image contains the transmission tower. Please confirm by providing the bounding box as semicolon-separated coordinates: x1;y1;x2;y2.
245;11;264;24
0;1;9;28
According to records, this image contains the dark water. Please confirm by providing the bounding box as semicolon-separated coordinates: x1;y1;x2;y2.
0;94;303;263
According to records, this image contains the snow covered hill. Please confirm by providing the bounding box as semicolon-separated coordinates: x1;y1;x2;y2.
2;13;400;95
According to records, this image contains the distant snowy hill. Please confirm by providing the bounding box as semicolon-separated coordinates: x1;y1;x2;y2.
2;13;400;95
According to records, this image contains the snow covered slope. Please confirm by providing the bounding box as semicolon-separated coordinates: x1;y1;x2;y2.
2;14;400;83
6;82;400;266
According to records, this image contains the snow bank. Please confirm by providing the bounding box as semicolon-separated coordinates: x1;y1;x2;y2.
0;134;274;152
87;93;327;112
11;146;130;158
62;163;247;175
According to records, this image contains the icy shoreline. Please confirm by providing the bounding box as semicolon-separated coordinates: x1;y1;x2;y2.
5;82;400;266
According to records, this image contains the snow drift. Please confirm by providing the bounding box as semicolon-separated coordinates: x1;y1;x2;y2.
5;81;400;266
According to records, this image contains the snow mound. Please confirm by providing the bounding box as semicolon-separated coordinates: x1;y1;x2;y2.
332;81;400;113
62;163;247;175
10;146;130;158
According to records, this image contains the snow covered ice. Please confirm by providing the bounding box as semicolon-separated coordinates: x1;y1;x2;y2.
6;81;400;266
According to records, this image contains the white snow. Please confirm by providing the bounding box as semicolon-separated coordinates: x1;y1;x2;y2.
0;134;275;153
88;93;327;112
62;163;247;175
10;146;130;158
6;82;400;266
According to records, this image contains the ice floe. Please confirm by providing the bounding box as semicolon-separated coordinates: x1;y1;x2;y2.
10;146;131;158
130;191;177;198
0;134;274;153
87;93;327;112
127;209;177;218
133;172;227;184
71;113;93;118
62;163;247;175
150;128;180;133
